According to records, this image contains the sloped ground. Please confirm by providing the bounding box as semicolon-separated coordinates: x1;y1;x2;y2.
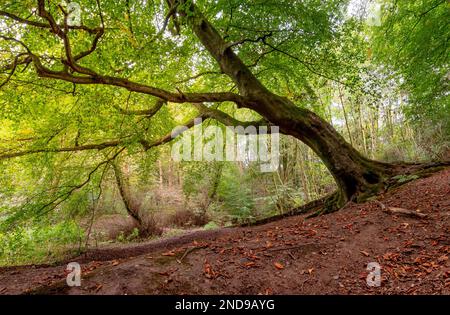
0;168;449;295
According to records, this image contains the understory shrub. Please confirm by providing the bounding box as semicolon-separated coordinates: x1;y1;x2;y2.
0;221;82;266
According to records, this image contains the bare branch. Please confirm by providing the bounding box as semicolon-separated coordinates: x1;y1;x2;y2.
223;32;273;51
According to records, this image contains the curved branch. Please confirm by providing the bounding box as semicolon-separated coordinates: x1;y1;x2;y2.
34;147;126;219
114;98;165;116
74;0;105;61
140;114;207;151
34;0;102;76
30;52;245;104
193;103;269;129
0;53;27;88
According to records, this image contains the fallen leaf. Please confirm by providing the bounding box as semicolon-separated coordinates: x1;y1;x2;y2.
94;284;103;292
308;268;314;274
111;260;120;266
265;288;273;295
274;262;284;270
162;251;176;257
204;261;217;279
360;250;370;257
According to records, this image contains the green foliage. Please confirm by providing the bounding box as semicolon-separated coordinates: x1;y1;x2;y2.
116;227;140;243
216;165;255;223
392;174;420;184
0;221;82;266
203;221;219;230
372;0;449;130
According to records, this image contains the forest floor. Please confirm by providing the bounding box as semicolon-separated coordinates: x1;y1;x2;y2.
0;168;449;295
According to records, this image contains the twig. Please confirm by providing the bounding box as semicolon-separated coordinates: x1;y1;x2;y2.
268;243;318;252
375;201;427;219
176;245;208;264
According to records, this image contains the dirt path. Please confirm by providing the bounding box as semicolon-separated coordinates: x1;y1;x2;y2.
1;168;449;295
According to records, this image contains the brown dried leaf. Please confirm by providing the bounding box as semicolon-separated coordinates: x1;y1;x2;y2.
274;262;284;270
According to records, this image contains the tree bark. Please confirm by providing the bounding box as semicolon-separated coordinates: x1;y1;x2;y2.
112;160;143;226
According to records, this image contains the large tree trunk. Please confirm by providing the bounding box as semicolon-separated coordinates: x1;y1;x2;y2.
175;1;443;213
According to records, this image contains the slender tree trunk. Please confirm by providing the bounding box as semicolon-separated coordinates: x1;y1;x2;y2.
356;100;368;156
112;160;143;226
297;144;311;203
338;85;354;146
208;162;223;201
158;159;163;190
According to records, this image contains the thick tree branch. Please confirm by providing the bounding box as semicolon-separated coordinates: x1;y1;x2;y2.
0;140;122;161
1;2;246;106
173;0;269;98
30;52;245;104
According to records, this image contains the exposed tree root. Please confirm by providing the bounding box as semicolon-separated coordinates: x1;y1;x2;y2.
306;162;449;219
240;194;329;227
241;163;448;227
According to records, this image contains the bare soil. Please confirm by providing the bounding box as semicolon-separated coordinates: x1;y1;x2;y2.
0;168;449;295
